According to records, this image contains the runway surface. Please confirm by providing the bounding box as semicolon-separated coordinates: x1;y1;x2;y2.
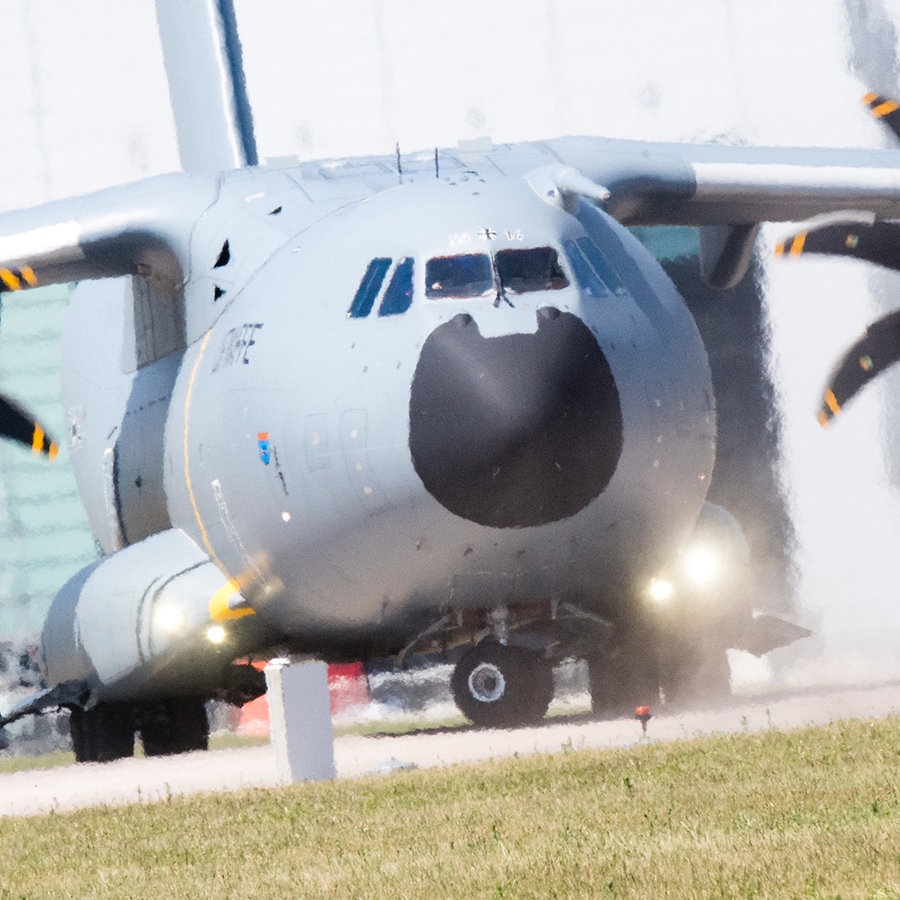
1;680;898;818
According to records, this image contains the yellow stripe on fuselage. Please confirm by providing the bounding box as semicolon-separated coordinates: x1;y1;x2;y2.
183;331;217;560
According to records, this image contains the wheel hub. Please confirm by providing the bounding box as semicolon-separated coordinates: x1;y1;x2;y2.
467;662;506;703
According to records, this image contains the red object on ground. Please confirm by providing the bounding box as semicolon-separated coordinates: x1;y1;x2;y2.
634;705;652;734
236;661;370;736
327;661;371;716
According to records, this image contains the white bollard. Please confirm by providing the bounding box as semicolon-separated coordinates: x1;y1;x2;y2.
265;658;336;784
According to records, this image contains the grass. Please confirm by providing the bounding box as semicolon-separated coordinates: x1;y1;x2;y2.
0;716;897;898
0;733;273;774
0;749;74;774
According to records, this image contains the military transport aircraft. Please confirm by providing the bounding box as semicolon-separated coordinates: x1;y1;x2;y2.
1;0;897;762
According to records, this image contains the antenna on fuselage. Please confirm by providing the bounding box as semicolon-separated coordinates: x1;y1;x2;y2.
435;147;439;179
396;142;403;184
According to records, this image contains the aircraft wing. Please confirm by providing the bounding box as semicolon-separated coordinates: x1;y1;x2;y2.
489;137;900;226
0;173;217;297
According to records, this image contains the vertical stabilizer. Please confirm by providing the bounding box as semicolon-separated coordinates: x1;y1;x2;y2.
155;0;258;172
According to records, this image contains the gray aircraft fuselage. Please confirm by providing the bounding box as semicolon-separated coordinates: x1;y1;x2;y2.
58;171;713;677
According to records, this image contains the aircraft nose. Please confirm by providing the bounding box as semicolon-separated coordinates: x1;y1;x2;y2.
409;308;623;528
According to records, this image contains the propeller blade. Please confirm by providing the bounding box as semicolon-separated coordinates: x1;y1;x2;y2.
774;217;900;272
775;95;900;426
0;394;58;458
816;308;900;426
863;91;900;142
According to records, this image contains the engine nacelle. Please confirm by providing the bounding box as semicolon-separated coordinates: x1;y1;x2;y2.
42;529;253;702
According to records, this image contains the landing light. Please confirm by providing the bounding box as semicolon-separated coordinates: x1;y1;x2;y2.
647;576;675;604
680;544;721;589
206;625;227;644
156;605;185;634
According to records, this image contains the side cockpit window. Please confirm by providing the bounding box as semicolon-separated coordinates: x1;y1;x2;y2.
576;237;627;296
347;256;414;318
426;254;493;298
563;240;607;297
378;257;414;317
349;257;392;318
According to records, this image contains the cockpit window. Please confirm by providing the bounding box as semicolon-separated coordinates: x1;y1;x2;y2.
378;257;415;317
425;254;493;298
576;237;627;296
563;240;609;298
494;247;568;293
349;257;391;318
426;247;568;300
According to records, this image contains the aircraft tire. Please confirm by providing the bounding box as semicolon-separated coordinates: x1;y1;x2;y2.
451;642;553;728
69;703;136;763
587;644;659;720
138;699;210;756
659;645;731;710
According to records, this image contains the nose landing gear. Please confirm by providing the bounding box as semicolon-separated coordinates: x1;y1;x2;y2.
450;640;554;728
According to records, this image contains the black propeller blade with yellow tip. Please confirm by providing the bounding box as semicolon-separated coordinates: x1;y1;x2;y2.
774;216;900;272
816;309;900;426
863;90;900;141
773;91;900;271
0;393;58;458
773;92;900;425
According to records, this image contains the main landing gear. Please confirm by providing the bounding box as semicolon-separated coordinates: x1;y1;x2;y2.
69;703;136;763
450;640;554;728
586;632;733;719
448;630;733;729
68;698;210;763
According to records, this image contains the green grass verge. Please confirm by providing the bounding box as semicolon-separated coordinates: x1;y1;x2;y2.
0;749;75;774
0;716;897;898
0;734;273;774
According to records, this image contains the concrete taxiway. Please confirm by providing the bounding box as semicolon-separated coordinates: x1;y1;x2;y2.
1;680;897;818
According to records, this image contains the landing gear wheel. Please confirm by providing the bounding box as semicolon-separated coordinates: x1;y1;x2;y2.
659;646;731;710
69;703;135;763
587;645;659;720
451;642;553;728
138;699;210;756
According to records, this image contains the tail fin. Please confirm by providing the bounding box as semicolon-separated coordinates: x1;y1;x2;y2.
154;0;258;172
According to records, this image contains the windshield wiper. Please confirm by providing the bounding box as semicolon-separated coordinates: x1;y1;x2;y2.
490;252;514;308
